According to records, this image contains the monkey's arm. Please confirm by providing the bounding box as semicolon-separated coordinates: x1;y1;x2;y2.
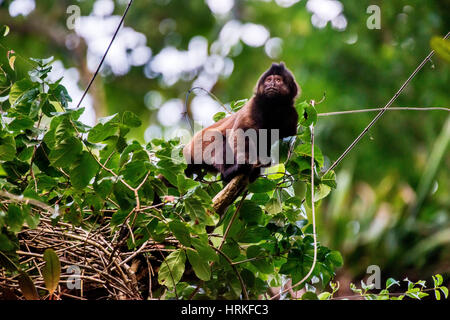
221;125;260;183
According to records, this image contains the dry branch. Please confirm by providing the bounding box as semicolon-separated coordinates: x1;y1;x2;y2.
211;175;249;216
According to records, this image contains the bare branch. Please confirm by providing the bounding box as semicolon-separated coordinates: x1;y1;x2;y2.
76;0;134;109
319;106;449;117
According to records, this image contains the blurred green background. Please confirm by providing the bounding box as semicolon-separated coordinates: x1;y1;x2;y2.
1;0;449;295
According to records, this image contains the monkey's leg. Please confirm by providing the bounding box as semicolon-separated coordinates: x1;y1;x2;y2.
222;163;253;183
249;166;261;182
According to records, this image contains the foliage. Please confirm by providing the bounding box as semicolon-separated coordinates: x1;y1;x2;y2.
1;0;448;289
0;44;344;299
301;273;448;300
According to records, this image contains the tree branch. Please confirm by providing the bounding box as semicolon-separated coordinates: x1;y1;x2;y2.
318;106;450;117
212;175;249;216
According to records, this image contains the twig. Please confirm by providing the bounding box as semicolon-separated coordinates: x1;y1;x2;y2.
318;106;449;117
218;190;248;251
211;246;249;300
183;86;231;133
324;31;450;175
75;0;134;109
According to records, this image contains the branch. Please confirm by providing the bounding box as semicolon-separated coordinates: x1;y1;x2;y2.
211;246;249;300
318;106;450;117
218;190;248;251
212;175;249;216
324;31;450;175
75;0;134;109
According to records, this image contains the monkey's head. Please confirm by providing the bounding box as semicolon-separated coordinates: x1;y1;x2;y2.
256;62;299;100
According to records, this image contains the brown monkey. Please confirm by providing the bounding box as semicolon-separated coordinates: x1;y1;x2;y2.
183;62;299;183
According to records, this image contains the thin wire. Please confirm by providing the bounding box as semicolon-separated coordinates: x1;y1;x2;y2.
183;86;232;133
75;0;134;109
318;107;449;117
324;31;450;175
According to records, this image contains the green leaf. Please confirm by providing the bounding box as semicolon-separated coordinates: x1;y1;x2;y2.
41;99;57;117
293;180;307;199
0;135;16;161
169;220;191;247
28;65;53;83
6;204;23;232
8;79;34;106
8;116;35;132
326;250;343;267
264;163;285;180
191;236;218;263
433;274;443;287
279;249;313;286
110;209;131;227
295;101;309;117
239;226;270;243
293;157;311;173
185;197;214;225
439;286;448;299
18;271;40;300
213;111;226;122
295;143;324;168
70;151;99;190
239;200;263;225
301;292;318;300
48;84;72;109
87;114;120;143
121;160;148;186
187;249;211;281
158;249;186;289
0;234;17;254
321;170;337;188
49;137;83;168
177;175;199;194
17;147;34;162
298;103;317;127
248;178;277;193
313;184;331;202
42;248;61;295
30;56;54;67
265;197;282;215
122;111;142;128
386;278;400;289
318;292;332;300
435;289;441;300
246;246;273;274
230;99;247;112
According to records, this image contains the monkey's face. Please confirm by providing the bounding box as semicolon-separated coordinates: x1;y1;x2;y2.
261;74;290;98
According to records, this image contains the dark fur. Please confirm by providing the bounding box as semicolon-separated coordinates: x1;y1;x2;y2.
183;63;299;183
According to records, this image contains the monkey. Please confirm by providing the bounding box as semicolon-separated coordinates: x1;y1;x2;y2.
183;62;299;184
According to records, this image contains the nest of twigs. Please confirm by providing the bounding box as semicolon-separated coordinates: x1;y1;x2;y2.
0;175;247;300
0;202;176;300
